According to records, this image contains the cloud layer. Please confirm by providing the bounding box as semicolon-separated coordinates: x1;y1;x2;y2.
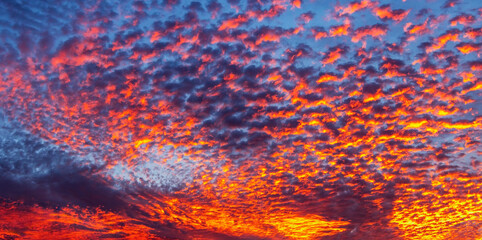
0;0;481;239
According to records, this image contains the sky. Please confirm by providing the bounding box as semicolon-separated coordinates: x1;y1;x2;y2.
0;0;481;239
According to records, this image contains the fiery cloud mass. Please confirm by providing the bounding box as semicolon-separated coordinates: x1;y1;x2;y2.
1;0;481;239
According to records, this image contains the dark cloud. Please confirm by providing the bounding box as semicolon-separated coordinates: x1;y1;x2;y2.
0;116;126;211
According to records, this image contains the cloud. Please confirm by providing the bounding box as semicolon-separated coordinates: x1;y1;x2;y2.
0;0;481;239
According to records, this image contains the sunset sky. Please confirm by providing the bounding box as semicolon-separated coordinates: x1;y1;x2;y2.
0;0;481;239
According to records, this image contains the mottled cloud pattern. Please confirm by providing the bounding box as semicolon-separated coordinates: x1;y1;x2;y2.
0;0;481;239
